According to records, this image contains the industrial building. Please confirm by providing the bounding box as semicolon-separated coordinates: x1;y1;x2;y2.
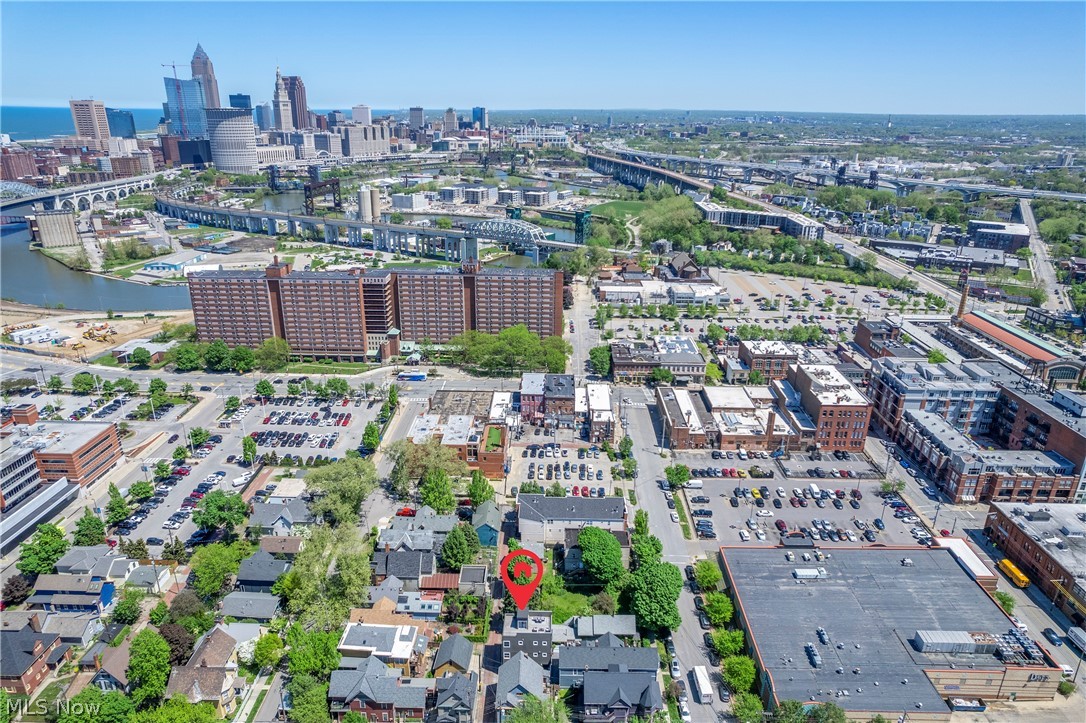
28;210;80;249
720;546;1062;721
610;336;707;385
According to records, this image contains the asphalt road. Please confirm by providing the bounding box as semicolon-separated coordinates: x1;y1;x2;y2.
1020;199;1069;312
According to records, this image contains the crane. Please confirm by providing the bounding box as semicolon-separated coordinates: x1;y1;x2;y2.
162;62;187;139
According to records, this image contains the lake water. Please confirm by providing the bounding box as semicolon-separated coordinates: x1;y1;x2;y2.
0;225;191;311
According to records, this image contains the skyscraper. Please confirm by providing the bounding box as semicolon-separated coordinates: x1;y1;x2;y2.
105;108;136;138
68;100;111;140
352;104;372;125
472;106;488;129
163;76;208;139
206;108;258;174
409;107;425;130
190;43;221;109
443;108;457;132
282;75;309;130
254;103;272;131
229;94;251;109
273;68;293;132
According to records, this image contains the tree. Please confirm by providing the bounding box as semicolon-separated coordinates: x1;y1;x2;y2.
129;696;218;723
148;378;167;395
306;457;379;526
255;337;291;372
253;633;285;670
387;438;468;499
693;559;721;592
130;346;153;367
712;628;746;657
71;372;100;394
286;624;341;677
505;696;570;723
254;379;275;398
189;541;250;599
130;480;155;500
18;523;70;576
927;349;948;364
159;623;195;665
173;343;203;372
230;345;255;373
387;384;399;408
204;339;231;372
809;702;849;723
1;575;32;607
589;345;612;376
287;382;301;397
47;374;64;393
419;468;456;513
703;591;734;626
722;655;757;693
112;592;142;625
664;464;690;489
224;395;241;414
993;590;1016;614
618;435;634;459
115;377;140;395
192;490;248;533
731;692;764;723
633;509;649;537
326;377;350;398
591;591;617;615
649;367;674;385
441;525;473;570
579;527;625;584
120;538;149;560
128;628;172;706
880;479;906;495
188;427;210;448
57;687;134;723
629;560;682;633
467;470;495;507
747;369;765;385
73;507;106;546
180;382;194;401
154;460;173;479
172;445;189;462
631;534;662;569
242;435;258;464
769;700;807;723
362;421;381;451
149;600;170;626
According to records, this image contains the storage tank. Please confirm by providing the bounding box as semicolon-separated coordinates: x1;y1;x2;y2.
358;186;374;223
370;187;382;221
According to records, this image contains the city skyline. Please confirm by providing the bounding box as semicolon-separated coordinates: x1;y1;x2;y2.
2;1;1083;115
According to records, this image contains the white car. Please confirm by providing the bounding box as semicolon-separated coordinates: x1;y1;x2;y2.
670;512;680;523
755;529;766;541
739;530;750;541
755;510;774;517
776;487;786;497
845;530;857;542
162;521;180;530
678;703;692;723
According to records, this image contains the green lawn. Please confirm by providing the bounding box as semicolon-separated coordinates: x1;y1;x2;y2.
590;200;648;220
673;496;692;540
285;361;374;375
93;353;120;367
486;426;502;452
540;584;590;624
1015;268;1034;282
245;689;268;723
116;193;156;210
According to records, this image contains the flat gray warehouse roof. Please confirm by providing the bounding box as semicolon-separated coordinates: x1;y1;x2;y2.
720;547;1022;717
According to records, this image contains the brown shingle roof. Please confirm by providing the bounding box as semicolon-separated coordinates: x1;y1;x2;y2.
189;626;236;668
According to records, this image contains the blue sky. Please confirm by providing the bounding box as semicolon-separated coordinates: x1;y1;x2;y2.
2;1;1083;114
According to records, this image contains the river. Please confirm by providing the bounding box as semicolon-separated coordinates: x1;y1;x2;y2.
0;225;191;311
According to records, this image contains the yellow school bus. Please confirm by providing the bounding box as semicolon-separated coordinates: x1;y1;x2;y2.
998;558;1030;588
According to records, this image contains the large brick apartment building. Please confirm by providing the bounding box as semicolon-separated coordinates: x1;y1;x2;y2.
188;260;563;359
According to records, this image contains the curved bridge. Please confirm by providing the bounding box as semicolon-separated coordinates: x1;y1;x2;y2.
0;181;42;199
0;174;159;211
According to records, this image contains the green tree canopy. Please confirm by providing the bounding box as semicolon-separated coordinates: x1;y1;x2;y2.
440;525;473;570
17;523;70;576
130;346;153;367
306;457;378;526
927;349;948;364
703;591;734;626
629;560;682;633
505;696;570;723
203;340;231;372
254;379;276;397
130;480;155;500
148;378;167;396
230;345;255;373
73;507;106;546
664;464;690;489
128;628;172;706
192;490;248;533
722;655;757;693
173;343;202;372
129;696;219;723
188;427;210;448
387;438;468;500
286;624;342;678
578;527;625;584
47;374;64;393
189;540;251;599
467;470;495;507
693;559;722;591
253;633;285;670
361;422;381;451
419;468;456;513
731;691;764;723
255;337;291;371
712;628;746;657
242;436;258;464
57;687;135;723
589;345;613;376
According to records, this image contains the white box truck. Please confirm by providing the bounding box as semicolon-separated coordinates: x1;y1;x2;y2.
692;665;713;704
1067;626;1086;652
809;483;821;498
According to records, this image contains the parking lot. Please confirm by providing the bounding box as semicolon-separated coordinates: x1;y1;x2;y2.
507;440;616;498
245;395;369;466
778;449;881;481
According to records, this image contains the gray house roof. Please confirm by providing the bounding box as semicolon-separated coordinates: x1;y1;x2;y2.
0;624;61;677
433;633;473;673
517;495;625;524
248;500;314;530
377;527;437;552
54;545;113;574
571;615;638;639
368;576;405;605
410;506;460;534
472;501;500;532
126;564;167;589
556;644;659;674
435;671;477;717
328;656;431;708
495;652;545;708
371;551;436;581
237;550;292;585
582;671;662;710
220;591;281;620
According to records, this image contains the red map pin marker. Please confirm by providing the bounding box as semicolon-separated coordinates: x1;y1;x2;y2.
500;549;544;610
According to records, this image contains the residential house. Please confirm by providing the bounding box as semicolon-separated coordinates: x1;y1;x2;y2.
165;625;244;717
55;546;138;581
495;652;546;723
0;617;68;695
457;565;489;597
371;550;436;592
90;637;132;693
520;373;546;422
247;500;315;537
126;563;171;593
569;615;638;642
472;501;500;547
419;572;461;592
328;656;431;722
432;633;473;677
578;671;664;722
1;611;103;648
338;623;429;676
259;536;305;559
26;574;115;614
235;550;291;594
221;623;264;652
501;609;553;666
555;638;659;688
395;591;444;621
368;576;405;606
434;672;478;723
220;591;281;622
516;495;627;545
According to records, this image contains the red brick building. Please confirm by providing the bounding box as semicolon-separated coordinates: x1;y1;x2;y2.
0;615;69;695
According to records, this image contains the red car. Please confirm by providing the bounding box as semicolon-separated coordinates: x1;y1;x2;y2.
775;520;788;533
572;486;580;496
396;507;416;517
581;486;589;497
263;417;271;424
940;529;952;537
190;491;205;499
341;398;349;406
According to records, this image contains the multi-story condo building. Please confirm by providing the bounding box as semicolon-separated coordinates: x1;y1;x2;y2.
611;336;707;385
776;364;871;453
188;261;562;359
68;100;110;141
163;77;207;139
867;358;1001;436
501;609;553;666
696;200;824;240
967;220;1031;252
737;340;801;381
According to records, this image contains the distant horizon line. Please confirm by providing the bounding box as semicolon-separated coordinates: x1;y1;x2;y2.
3;104;1084;119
